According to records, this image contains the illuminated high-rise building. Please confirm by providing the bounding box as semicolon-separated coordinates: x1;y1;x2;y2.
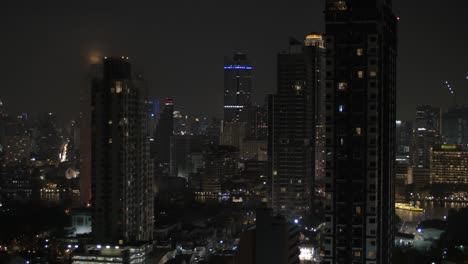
323;0;398;263
223;53;252;124
90;57;153;243
431;145;468;185
269;35;324;219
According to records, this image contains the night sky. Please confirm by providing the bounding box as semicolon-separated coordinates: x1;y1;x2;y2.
1;0;468;121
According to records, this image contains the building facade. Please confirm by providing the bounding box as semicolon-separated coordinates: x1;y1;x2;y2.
269;35;324;219
431;145;468;185
91;57;153;243
223;53;252;124
323;0;398;263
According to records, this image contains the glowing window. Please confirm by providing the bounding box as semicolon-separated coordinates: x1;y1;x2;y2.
356;48;364;56
338;82;348;90
357;71;364;79
370;71;377;77
336;1;347;10
355;206;362;215
116;81;122;93
339;105;344;112
354;250;361;257
356;128;362;135
281;188;286;193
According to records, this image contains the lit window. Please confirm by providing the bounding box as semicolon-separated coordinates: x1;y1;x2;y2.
368;251;376;258
356;48;364;56
281;188;286;193
357;71;364;79
340;138;344;146
116;81;122;93
353;250;361;257
356;127;362;135
339;105;344;112
355;206;361;215
338;82;348;90
336;1;347;10
108;138;113;144
370;71;377;77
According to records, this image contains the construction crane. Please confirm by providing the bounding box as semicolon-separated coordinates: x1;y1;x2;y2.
445;80;457;107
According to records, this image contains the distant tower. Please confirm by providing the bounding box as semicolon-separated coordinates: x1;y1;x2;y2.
269;35;324;219
324;0;398;263
223;53;252;124
154;98;174;168
91;57;153;243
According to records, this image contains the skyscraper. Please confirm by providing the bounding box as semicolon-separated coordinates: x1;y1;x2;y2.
223;53;252;124
324;0;398;263
415;105;441;134
269;35;324;219
153;98;174;167
90;57;153;243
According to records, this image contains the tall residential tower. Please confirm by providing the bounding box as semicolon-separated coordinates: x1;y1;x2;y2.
91;57;153;243
269;35;324;219
324;0;398;263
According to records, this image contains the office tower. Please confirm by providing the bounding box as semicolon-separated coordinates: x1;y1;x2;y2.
0;163;32;200
169;135;205;179
324;1;398;263
395;120;413;156
154;98;174;166
415;105;441;135
269;35;323;219
220;122;246;149
91;57;153;243
442;106;468;146
430;145;468;185
201;145;239;194
247;103;268;140
35;112;62;163
223;53;252;124
411;128;438;168
3;115;31;164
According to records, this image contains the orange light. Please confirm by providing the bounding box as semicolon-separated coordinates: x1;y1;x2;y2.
306;34;323;40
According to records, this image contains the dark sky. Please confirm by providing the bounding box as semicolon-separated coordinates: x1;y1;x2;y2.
1;0;468;121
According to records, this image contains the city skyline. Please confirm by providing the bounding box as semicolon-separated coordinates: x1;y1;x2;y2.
2;1;468;263
1;1;468;121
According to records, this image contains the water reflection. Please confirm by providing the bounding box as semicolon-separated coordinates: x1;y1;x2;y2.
397;201;467;222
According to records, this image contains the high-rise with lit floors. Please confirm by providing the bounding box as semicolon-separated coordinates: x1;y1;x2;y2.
324;0;397;263
223;53;252;124
269;35;324;219
91;57;153;243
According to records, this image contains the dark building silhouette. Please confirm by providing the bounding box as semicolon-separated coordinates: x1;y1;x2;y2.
153;98;174;168
442;106;468;146
235;208;300;264
201;145;239;194
90;57;153;243
323;0;398;263
269;35;324;219
35;112;62;163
